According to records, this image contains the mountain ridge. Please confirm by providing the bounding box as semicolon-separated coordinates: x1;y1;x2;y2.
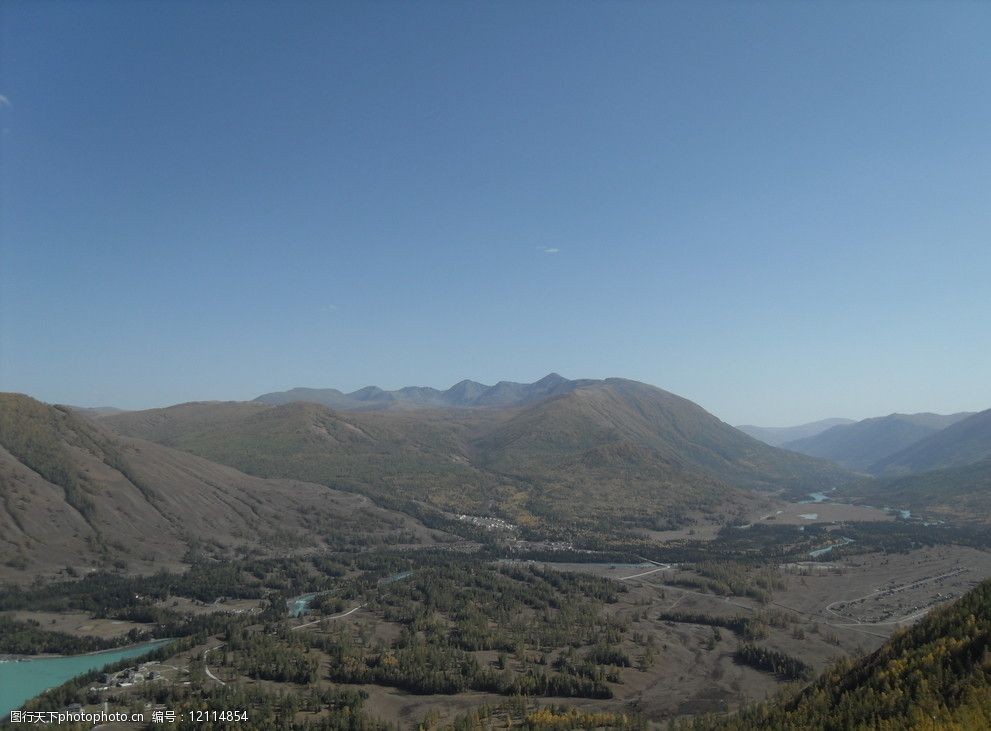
848;457;991;523
254;373;598;411
869;407;991;475
781;411;973;472
735;418;854;447
0;393;437;581
106;376;851;532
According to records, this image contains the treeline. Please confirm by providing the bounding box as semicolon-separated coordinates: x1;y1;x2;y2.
586;520;991;580
657;611;768;640
11;639;184;717
581;524;831;567
372;561;626;652
298;561;631;700
582;644;632;668
0;550;382;656
492;548;639;564
692;561;785;602
733;643;812;680
436;699;646;730
0;616;146;655
222;627;318;684
0;604;254;657
678;580;991;729
0;551;370;615
0;396;98;523
0;564;259;614
312;624;614;699
550;645;629;685
8;634;388;729
838;520;991;554
657;560;785;604
523;706;646;730
163;685;387;731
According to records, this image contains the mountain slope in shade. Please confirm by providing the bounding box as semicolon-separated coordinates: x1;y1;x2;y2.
781;412;973;472
105;399;521;522
0;394;435;582
69;406;127;418
475;379;849;493
735;418;854;447
107;377;849;531
870;407;991;475
693;579;991;730
253;373;593;411
849;458;991;523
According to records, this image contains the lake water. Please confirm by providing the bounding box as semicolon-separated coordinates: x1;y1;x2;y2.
288;593;317;618
381;570;413;584
809;537;854;558
0;639;171;719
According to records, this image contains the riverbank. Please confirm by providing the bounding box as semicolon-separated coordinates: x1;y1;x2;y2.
0;639;173;718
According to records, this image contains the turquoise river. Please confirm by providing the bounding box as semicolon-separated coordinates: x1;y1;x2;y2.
0;639;171;719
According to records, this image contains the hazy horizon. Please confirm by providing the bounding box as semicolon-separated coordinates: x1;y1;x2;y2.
5;5;991;727
2;1;990;425
14;370;987;430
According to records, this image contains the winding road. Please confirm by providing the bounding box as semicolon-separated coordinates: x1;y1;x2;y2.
823;569;967;627
202;600;371;684
291;603;367;631
202;644;226;686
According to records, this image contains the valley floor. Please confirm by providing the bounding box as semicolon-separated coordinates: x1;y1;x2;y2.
8;543;991;728
6;492;991;730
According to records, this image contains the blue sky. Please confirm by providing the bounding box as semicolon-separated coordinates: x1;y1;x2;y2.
1;1;989;425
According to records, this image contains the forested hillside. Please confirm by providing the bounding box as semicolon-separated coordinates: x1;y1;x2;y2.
105;378;848;534
475;379;847;491
782;412;971;473
872;408;991;476
848;458;991;524
682;579;991;730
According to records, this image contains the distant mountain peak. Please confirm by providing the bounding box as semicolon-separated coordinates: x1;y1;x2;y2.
106;377;850;538
254;374;582;411
735;418;854;448
349;386;391;401
780;411;975;473
869;407;991;475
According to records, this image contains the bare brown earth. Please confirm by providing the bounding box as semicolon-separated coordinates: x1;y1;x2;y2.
0;394;455;582
0;433;443;583
643;496;890;543
772;545;991;629
750;500;894;525
0;611;148;641
152;596;264;617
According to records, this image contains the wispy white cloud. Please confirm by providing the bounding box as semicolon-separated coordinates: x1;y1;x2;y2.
537;246;560;254
0;95;11;108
